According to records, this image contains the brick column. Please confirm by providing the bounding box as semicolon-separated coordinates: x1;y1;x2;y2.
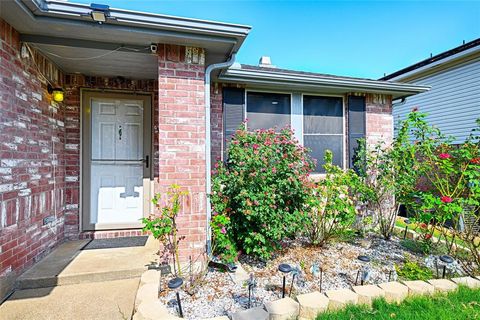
156;44;207;261
210;83;223;165
365;93;393;146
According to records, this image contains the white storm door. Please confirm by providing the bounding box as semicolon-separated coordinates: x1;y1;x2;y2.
89;98;146;228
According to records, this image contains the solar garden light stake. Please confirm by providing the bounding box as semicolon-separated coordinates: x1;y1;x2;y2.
319;266;323;292
247;274;256;308
403;219;411;239
311;262;323;292
278;263;292;298
388;267;393;282
168;277;184;318
355;255;371;286
289;267;300;297
438;255;454;279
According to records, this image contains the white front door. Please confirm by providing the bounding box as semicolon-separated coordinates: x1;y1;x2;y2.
82;92;152;230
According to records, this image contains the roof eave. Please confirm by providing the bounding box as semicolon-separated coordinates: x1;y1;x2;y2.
29;0;252;38
14;0;251;58
219;68;430;98
381;40;480;81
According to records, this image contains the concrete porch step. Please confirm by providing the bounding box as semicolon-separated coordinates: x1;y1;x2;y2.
16;237;158;290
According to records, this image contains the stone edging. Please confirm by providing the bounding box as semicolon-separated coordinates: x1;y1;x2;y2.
133;269;480;320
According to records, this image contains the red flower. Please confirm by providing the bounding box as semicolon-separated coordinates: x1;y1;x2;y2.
440;196;453;203
424;234;432;240
471;157;480;164
438;153;451;160
419;223;427;229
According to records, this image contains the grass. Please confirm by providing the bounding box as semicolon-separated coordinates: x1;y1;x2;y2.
317;286;480;320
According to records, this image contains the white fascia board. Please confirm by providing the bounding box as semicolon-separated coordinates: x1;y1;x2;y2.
31;0;252;38
221;68;430;95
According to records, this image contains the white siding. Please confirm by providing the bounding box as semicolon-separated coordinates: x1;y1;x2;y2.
393;57;480;144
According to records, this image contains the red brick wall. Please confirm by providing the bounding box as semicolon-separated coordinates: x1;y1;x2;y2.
62;75;157;240
210;83;223;165
365;93;393;146
156;44;207;261
0;19;66;299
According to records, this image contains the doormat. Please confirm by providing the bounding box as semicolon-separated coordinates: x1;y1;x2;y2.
82;236;148;250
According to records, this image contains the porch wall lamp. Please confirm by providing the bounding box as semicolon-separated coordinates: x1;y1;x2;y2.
47;84;64;102
90;3;110;23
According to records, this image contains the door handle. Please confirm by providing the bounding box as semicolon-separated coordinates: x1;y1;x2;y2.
143;155;149;168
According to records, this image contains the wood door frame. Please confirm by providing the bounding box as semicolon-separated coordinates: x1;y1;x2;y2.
80;89;153;231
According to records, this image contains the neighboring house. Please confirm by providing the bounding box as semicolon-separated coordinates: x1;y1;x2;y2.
381;39;480;143
0;0;428;300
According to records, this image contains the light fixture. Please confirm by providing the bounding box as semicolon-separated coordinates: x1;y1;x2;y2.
168;277;184;318
278;263;292;298
90;3;110;23
355;255;371;286
403;218;411;239
247;274;256;308
47;84;64;102
437;255;454;279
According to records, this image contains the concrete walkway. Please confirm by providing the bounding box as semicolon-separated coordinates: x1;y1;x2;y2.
0;236;159;319
0;278;140;320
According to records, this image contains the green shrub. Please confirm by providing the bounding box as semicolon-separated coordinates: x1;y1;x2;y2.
210;125;315;261
142;184;188;276
395;258;433;281
304;150;357;246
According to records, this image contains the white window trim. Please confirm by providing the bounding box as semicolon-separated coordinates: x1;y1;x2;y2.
301;93;346;172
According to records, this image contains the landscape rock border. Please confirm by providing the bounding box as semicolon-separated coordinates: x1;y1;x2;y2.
133;270;480;320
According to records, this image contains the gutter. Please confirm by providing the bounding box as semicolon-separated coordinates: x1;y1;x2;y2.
220;68;430;94
20;0;251;38
204;54;236;257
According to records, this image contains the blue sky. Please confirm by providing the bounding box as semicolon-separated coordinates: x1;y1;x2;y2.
76;0;480;79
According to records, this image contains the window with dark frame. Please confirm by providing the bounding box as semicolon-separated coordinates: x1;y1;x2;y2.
223;87;245;159
246;92;291;131
303;95;344;173
347;95;366;169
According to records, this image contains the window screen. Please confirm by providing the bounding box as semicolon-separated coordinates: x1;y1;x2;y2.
223;88;245;158
303;95;344;172
348;96;366;169
246;92;291;131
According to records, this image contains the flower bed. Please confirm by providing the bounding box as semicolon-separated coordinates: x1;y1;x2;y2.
142;112;480;320
158;234;462;319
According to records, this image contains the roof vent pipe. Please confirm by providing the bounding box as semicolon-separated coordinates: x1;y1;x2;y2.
259;56;276;68
205;54;236;257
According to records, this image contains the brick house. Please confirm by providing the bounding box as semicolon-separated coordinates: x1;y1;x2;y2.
0;0;428;300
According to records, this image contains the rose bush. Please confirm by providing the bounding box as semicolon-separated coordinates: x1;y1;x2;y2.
396;111;480;272
210;124;315;261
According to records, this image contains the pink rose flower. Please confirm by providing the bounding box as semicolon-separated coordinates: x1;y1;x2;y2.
439;153;451;160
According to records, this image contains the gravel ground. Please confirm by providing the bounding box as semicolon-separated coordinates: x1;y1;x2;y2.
158;234;463;319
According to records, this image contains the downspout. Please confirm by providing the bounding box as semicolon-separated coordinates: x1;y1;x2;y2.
392;97;406;108
205;54;236;257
